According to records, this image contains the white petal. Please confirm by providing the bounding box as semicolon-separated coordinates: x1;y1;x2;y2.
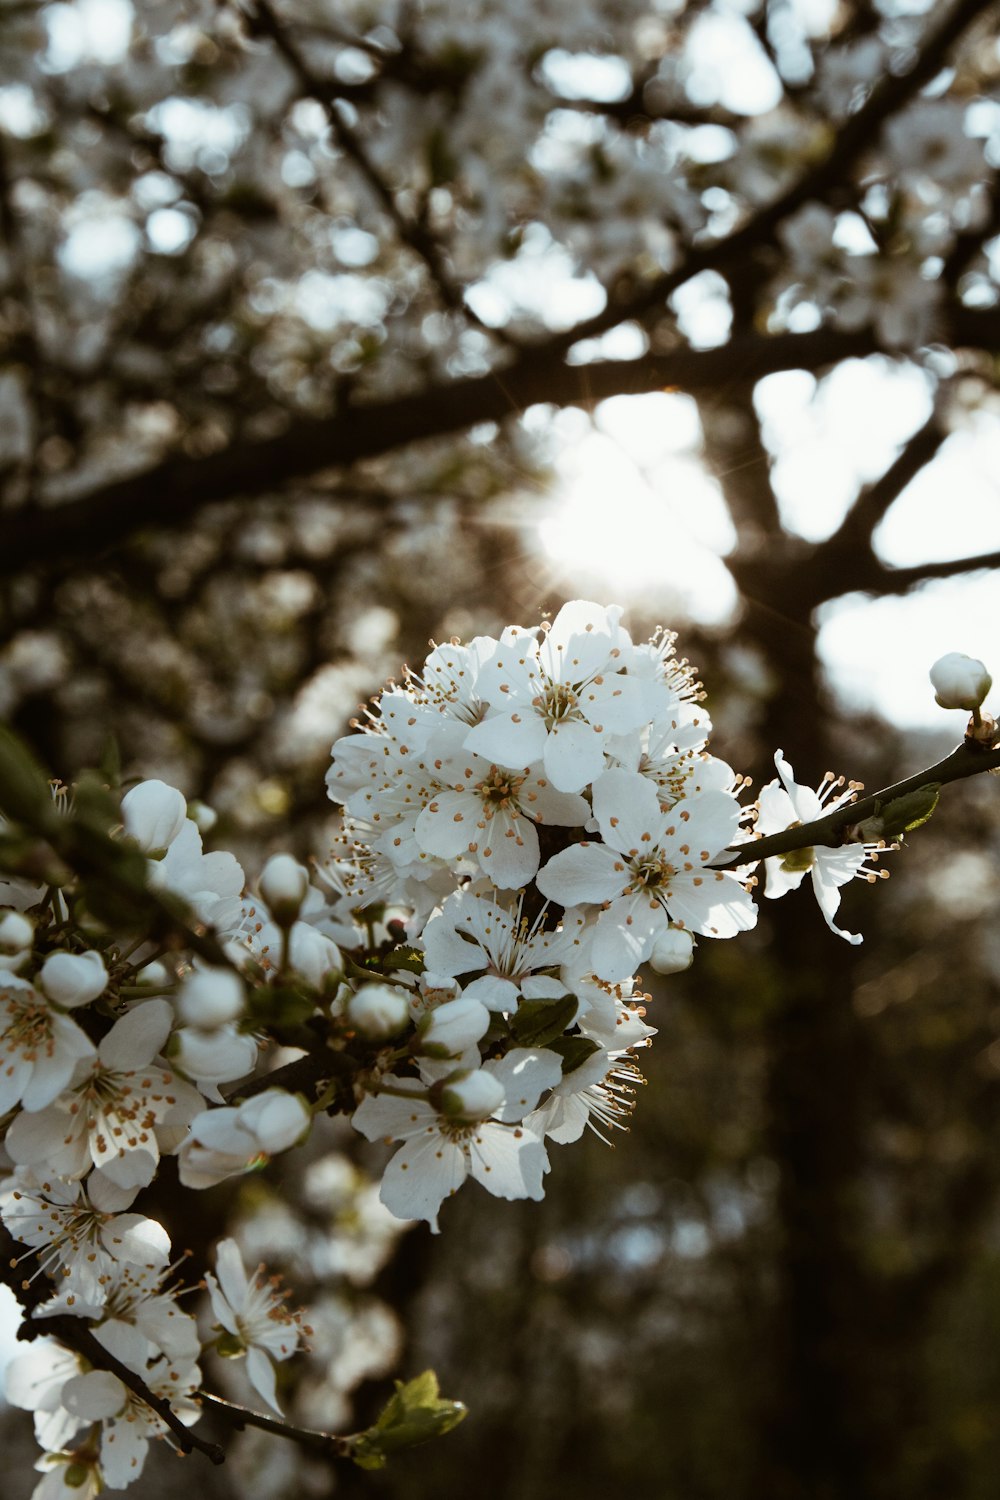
99;999;174;1071
479;809;539;890
247;1346;282;1414
544;719;607;793
536;843;623;906
467;1122;548;1201
379;1134;468;1231
464;712;546;769
62;1370;126;1421
484;1048;563;1122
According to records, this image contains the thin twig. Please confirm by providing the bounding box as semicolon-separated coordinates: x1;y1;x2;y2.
197;1389;354;1459
714;738;1000;870
17;1314;226;1466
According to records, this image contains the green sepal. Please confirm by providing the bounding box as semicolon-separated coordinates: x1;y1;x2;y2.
548;1034;602;1075
351;1370;467;1471
510;994;578;1048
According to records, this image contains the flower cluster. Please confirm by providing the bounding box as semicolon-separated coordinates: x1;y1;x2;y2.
0;601;936;1495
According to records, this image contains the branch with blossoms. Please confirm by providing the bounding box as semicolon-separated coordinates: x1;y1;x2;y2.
0;608;997;1496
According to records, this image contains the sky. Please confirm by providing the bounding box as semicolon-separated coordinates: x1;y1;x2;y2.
535;363;1000;730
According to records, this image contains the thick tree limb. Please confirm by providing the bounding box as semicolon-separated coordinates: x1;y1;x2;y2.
0;326;881;576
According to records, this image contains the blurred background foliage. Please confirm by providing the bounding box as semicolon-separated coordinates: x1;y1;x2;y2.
4;0;1000;1496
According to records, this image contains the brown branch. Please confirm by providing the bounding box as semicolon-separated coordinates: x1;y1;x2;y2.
15;1312;226;1465
714;736;1000;870
196;1389;354;1459
853;546;1000;596
0;325;883;576
529;0;998;360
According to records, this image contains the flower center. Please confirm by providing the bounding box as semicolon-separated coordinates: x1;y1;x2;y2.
475;766;525;814
534;680;580;729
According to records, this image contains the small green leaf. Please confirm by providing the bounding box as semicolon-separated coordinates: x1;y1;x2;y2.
351;1370;467;1470
853;783;941;842
510;994;578;1048
548;1034;601;1075
0;726;54;828
382;946;426;975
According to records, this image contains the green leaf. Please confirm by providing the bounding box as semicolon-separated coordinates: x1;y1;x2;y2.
510;993;578;1048
382;946;426;975
852;783;941;842
0;726;55;828
548;1034;602;1075
351;1371;467;1470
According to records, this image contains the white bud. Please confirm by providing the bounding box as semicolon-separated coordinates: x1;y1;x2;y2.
929;653;992;711
438;1068;505;1124
121;780;188;854
188;800;217;834
134;959;170;990
0;910;33;955
39;949;108;1008
648;926;695;975
286;922;342;987
259;854;310;921
417;996;490;1057
171;1024;258;1084
177;968;246;1028
347;982;410;1039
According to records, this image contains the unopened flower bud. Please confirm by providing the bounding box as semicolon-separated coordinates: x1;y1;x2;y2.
39;949;108;1008
648;925;695;975
171;1023;258;1084
417;996;490;1058
930;653;992;711
177;968;246;1028
121;780;187;854
259;854;310;924
188;800;217;834
347;982;410;1039
0;910;33;955
437;1068;506;1124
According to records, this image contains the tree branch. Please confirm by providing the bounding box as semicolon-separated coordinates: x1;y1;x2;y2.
196;1389;354;1459
14;1310;226;1465
0;325;885;576
714;735;1000;870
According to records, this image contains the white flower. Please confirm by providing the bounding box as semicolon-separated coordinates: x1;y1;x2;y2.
416;996;491;1058
0;1169;170;1310
29;1452;102;1500
352;1048;562;1231
526;1046;644;1145
0;909;33;954
420;890;586;1013
177;1088;311;1189
258;854;310;920
648;925;694;975
929;652;992;711
756;750;884;945
0;973;96;1114
465;600;666;793
149;818;245;931
38;950;108;1009
176;967;246;1029
120;780;188;854
537;769;756;981
206;1238;308;1413
60;1319;201;1489
6;999;202;1188
170;1022;259;1093
346;982;410;1039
